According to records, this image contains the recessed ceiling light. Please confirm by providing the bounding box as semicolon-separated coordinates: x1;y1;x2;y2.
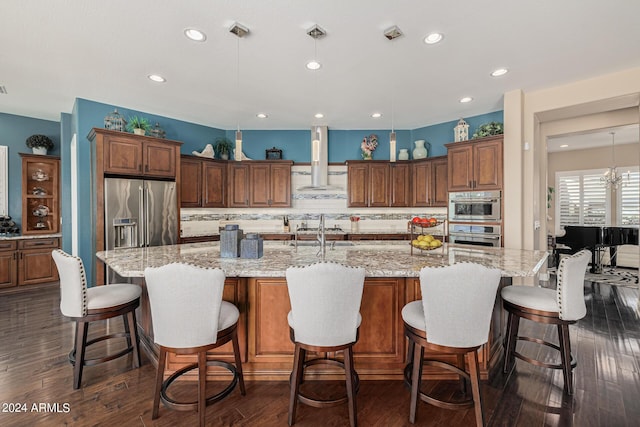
459;97;473;103
424;33;444;44
184;28;206;42
491;68;509;77
371;112;382;119
148;74;166;83
314;113;324;119
560;144;569;148
256;113;268;119
306;60;321;70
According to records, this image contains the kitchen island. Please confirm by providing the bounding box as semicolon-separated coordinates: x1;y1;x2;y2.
97;241;547;381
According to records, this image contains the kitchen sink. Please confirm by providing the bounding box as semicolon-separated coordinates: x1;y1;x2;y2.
289;241;354;247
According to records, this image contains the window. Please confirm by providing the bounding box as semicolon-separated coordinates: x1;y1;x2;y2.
617;168;640;226
556;169;610;234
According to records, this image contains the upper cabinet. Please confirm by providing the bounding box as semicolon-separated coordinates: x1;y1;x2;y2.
347;161;410;207
228;161;292;208
446;135;503;192
411;156;448;207
21;154;60;235
89;128;181;179
180;155;227;208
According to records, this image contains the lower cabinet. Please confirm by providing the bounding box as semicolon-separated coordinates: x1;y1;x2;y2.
179;235;220;244
0;237;60;290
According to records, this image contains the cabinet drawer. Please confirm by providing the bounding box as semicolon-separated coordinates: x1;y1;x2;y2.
0;241;18;251
19;238;60;250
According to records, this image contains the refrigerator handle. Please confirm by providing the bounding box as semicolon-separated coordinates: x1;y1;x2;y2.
139;184;145;247
146;186;151;247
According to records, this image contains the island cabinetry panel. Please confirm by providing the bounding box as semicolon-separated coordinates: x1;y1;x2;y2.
180;155;227;208
0;241;17;288
179;235;220;244
347;161;412;207
164;278;248;375
412;156;448;207
446;135;503;192
248;277;407;369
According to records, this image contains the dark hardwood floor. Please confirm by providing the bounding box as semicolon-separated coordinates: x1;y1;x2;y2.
1;278;640;426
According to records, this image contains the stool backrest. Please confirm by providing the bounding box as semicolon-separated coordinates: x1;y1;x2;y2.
419;263;502;348
52;249;88;318
557;249;591;321
286;262;365;347
144;263;225;348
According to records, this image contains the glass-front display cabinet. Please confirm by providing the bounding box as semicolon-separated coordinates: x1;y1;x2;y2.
20;153;60;235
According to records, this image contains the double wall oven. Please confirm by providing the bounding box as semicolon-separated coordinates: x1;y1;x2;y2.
448;190;502;247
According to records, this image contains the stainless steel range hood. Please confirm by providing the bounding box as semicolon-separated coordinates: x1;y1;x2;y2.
297;125;342;191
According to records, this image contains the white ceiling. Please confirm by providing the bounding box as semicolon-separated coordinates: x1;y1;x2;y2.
547;124;639;153
2;0;640;131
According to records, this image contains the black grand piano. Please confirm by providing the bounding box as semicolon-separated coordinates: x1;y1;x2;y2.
554;226;639;273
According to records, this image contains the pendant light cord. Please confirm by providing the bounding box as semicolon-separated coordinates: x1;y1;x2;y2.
237;35;240;132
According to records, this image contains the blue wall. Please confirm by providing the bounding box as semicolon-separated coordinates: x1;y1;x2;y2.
0;112;60;227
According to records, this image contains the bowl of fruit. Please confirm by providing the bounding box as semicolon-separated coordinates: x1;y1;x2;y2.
411;216;440;228
411;234;443;251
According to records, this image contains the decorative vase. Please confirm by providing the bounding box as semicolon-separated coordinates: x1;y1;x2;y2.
133;128;146;136
362;150;373;160
412;140;428;159
398;149;409;161
32;147;47;155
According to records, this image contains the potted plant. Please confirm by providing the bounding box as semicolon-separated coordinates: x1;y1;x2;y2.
215;137;234;160
26;134;54;155
126;116;151;136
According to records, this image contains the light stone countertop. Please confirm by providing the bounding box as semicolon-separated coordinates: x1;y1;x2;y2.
96;241;547;279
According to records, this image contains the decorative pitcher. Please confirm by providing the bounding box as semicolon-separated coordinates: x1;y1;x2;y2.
398;149;409;161
412;140;429;159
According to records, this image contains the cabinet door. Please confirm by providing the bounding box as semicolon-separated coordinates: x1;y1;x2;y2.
143;141;176;177
202;161;227;207
18;238;60;286
269;163;292;207
180;157;202;207
447;144;474;191
249;163;272;207
430;158;449;206
0;241;17;288
104;136;143;175
228;163;250;207
389;163;410;207
473;138;503;190
411;161;431;207
347;163;369;207
369;163;390;207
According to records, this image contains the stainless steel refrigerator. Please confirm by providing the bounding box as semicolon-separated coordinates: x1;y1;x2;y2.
104;177;177;279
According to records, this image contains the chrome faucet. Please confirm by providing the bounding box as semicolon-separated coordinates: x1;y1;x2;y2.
317;214;326;259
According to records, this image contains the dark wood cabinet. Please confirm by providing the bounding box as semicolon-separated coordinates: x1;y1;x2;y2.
347;161;411;207
411;156;448;207
21;154;60;235
0;237;60;290
0;241;17;288
179;235;220;244
446;135;503;192
230;161;292;208
180;155;226;208
95;129;180;179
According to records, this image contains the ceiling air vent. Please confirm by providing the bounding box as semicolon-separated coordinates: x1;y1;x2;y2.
0;85;7;94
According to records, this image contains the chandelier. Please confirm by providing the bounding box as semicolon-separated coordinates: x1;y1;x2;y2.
601;131;627;189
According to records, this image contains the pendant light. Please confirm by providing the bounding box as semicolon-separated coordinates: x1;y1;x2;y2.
385;26;403;162
601;131;628;189
230;22;249;161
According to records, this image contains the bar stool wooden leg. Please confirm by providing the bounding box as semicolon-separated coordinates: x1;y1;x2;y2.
344;347;357;427
198;351;207;427
558;324;573;395
503;312;520;374
73;322;89;390
457;354;468;393
468;351;484;427
409;342;424;424
288;344;305;426
152;348;166;420
126;309;141;368
232;329;246;395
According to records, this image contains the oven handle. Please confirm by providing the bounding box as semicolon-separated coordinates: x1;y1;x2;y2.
450;198;499;203
450;233;501;240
